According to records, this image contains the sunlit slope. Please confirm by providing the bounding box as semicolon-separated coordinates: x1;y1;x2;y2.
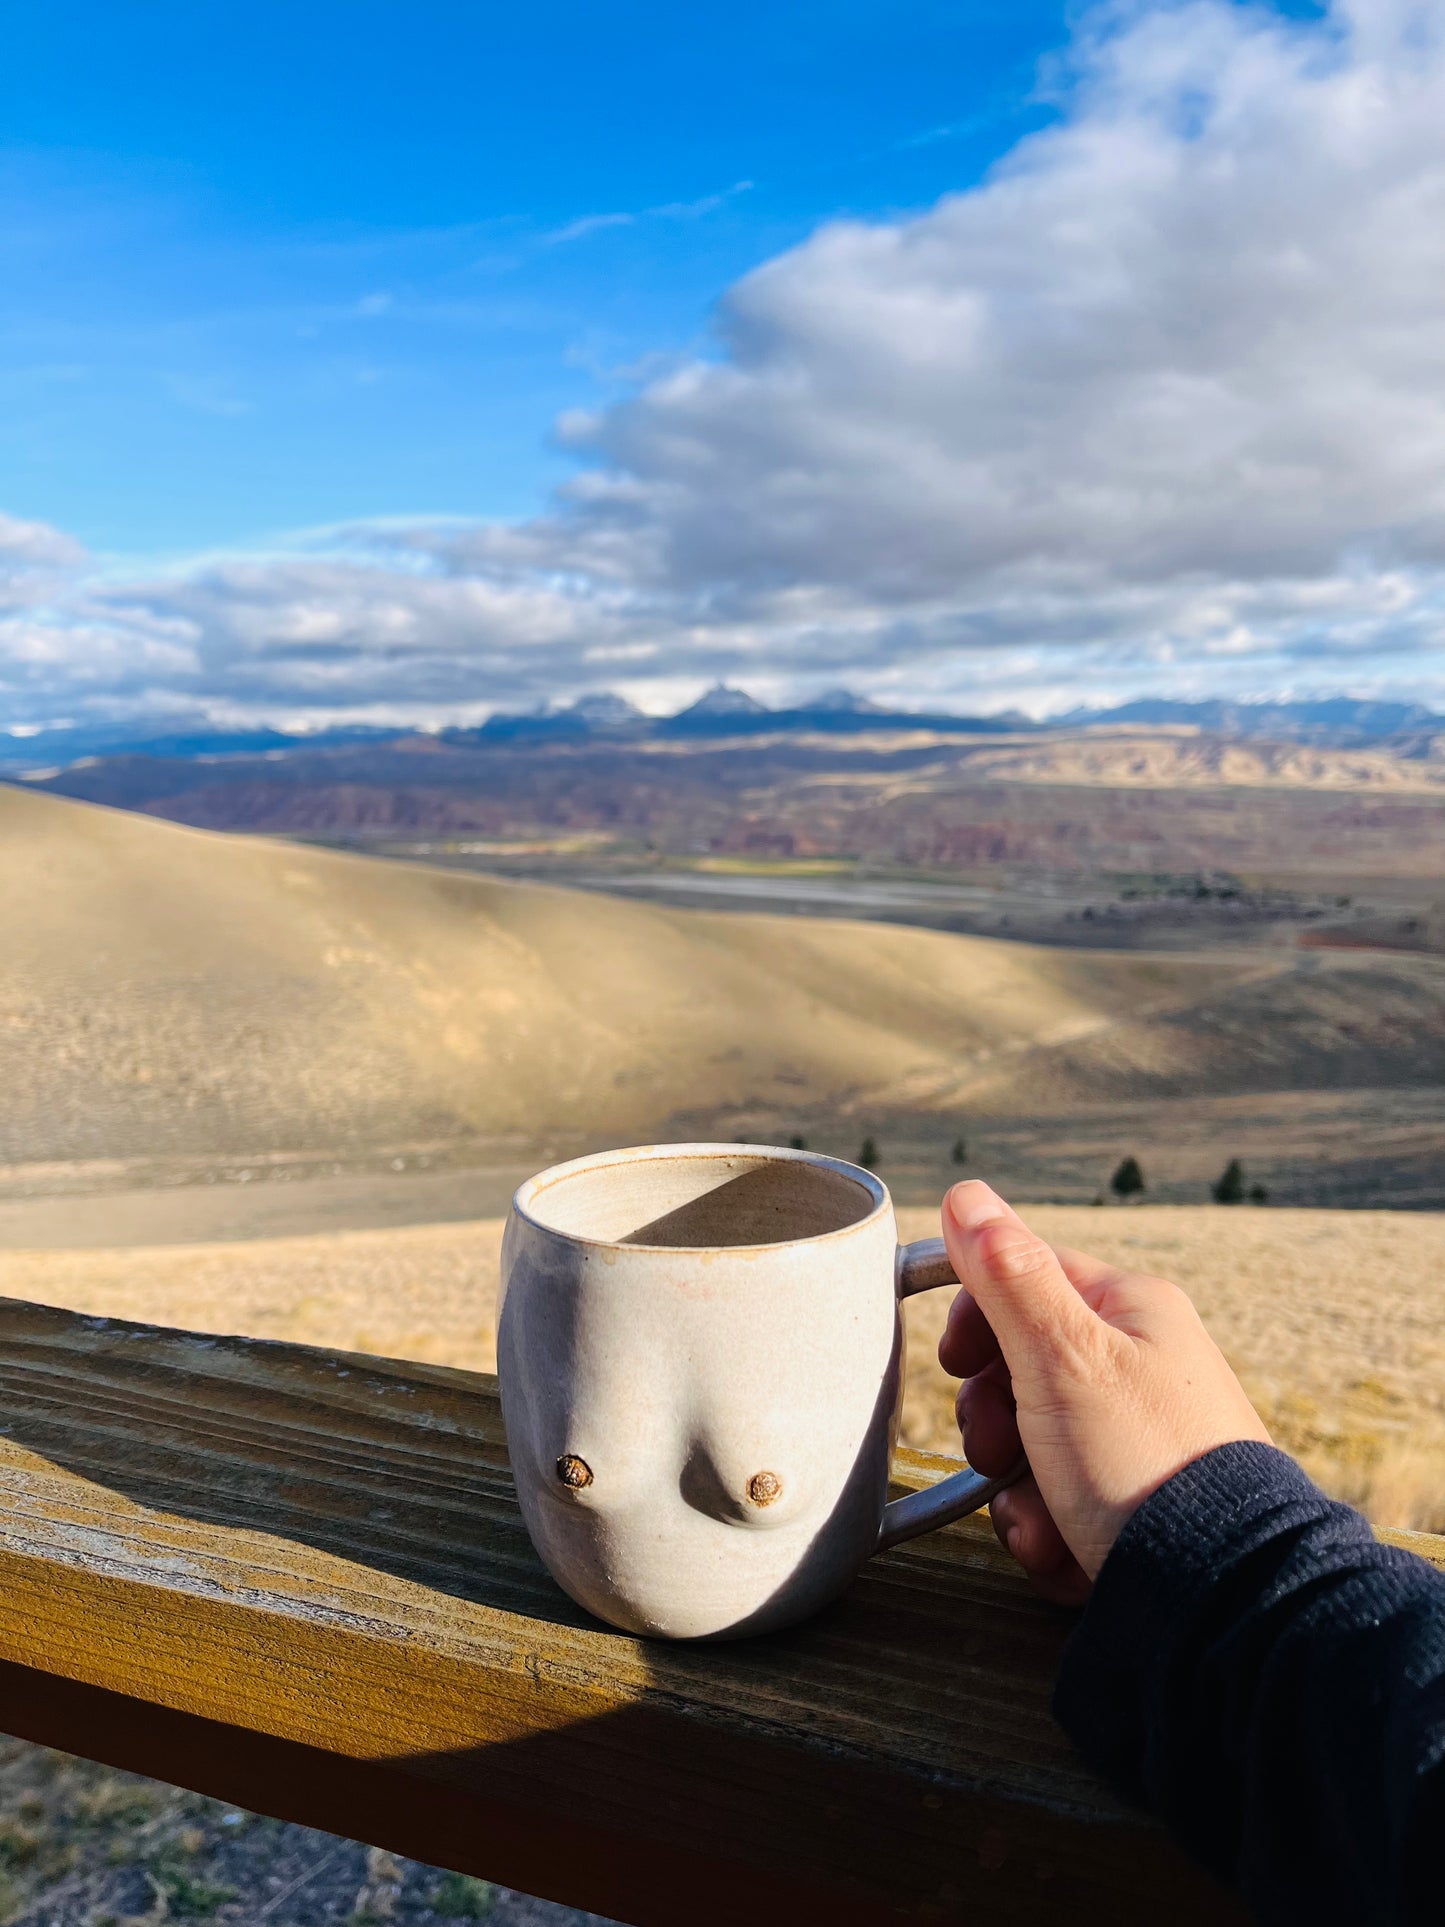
4;784;1441;1162
923;729;1445;793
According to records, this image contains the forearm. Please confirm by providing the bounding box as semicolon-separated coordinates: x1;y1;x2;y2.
1054;1442;1445;1927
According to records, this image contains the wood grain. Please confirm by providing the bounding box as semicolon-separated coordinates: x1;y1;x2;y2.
0;1299;1436;1923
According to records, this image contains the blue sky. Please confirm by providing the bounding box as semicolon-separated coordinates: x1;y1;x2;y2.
1;1;1442;732
1;1;1069;555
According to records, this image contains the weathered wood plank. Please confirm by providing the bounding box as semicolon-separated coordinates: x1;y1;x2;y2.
0;1298;1435;1924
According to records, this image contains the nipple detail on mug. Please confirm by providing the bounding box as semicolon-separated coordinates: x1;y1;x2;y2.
746;1470;783;1507
556;1454;594;1490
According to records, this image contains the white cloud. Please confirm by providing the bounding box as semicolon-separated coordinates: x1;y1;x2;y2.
539;0;1445;605
2;1;1444;730
0;512;87;626
544;211;638;247
647;180;754;219
0;511;85;573
544;181;751;247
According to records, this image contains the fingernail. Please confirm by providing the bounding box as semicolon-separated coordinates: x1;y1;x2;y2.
947;1182;1006;1230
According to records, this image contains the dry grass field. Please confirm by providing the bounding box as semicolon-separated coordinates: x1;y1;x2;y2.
7;1200;1441;1531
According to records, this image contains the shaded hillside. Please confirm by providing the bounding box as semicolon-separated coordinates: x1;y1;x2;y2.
960;955;1445;1111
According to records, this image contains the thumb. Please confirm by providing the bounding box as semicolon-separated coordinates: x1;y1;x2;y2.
941;1183;1100;1382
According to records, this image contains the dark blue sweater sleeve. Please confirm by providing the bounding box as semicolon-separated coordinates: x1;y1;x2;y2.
1052;1441;1445;1927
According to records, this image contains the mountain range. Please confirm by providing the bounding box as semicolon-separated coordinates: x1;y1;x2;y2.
3;690;1440;773
1059;697;1444;747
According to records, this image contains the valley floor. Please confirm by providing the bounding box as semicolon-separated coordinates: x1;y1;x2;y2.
2;1080;1442;1259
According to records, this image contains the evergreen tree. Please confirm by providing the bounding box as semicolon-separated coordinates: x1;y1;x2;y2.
1212;1158;1246;1204
951;1136;968;1166
858;1136;878;1169
788;1134;807;1150
1110;1155;1145;1199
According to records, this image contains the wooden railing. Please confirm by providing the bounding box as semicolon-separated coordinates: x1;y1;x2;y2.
0;1297;1439;1925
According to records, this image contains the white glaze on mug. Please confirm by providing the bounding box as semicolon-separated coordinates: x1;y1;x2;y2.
499;1142;1013;1640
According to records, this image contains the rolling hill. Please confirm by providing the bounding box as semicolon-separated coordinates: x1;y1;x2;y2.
4;784;1445;1169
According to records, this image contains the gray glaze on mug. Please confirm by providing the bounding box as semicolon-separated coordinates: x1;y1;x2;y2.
498;1143;1017;1640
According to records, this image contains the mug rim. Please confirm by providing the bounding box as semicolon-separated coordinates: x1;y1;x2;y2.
512;1140;890;1253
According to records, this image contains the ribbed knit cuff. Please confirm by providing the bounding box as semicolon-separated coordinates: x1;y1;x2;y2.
1051;1441;1342;1790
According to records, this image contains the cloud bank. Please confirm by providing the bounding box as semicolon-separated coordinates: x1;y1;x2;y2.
4;0;1444;731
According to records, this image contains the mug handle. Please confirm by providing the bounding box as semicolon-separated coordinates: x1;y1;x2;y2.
874;1237;1027;1555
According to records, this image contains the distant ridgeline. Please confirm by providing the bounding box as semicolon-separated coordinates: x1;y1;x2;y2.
392;688;1445;749
4;688;1441;772
461;685;1030;744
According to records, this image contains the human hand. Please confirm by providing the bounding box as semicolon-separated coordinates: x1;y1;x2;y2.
937;1181;1271;1604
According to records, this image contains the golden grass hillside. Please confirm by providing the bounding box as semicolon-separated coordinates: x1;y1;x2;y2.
6;784;1445;1166
0;783;1260;1162
7;1202;1441;1530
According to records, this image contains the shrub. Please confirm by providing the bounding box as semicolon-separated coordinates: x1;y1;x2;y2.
1110;1156;1145;1199
858;1136;878;1169
0;1827;39;1873
788;1134;806;1150
1212;1158;1245;1204
146;1863;235;1919
432;1872;498;1920
951;1136;967;1165
1248;1182;1269;1204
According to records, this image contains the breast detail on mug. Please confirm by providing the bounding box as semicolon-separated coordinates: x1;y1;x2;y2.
540;1430;814;1540
527;1349;677;1517
537;1365;820;1534
673;1422;813;1531
497;1235;674;1515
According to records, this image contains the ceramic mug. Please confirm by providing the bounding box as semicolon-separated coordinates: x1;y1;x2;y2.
498;1141;1019;1639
